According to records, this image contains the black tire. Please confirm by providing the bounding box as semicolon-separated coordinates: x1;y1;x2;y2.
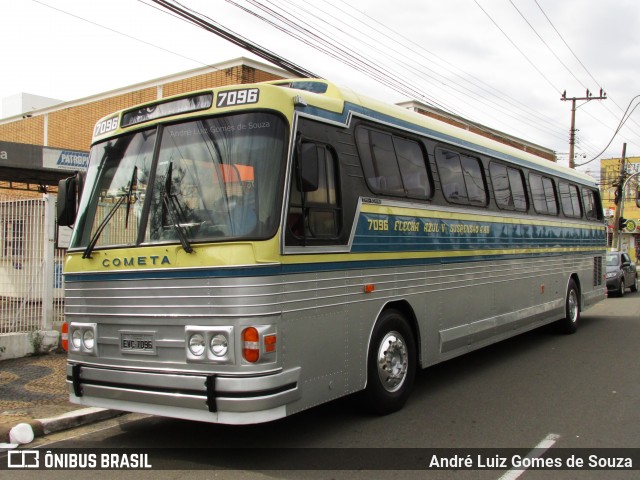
630;275;638;293
363;309;416;415
618;279;625;297
556;279;580;334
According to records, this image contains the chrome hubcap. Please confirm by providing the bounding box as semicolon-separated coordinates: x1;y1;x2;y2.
377;331;408;393
568;290;579;323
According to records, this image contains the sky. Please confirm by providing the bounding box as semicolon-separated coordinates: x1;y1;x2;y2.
2;0;640;180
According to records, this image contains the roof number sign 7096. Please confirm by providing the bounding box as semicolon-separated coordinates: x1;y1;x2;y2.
217;88;259;108
94;115;119;137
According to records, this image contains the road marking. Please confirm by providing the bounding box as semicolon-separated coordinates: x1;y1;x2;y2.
497;433;560;480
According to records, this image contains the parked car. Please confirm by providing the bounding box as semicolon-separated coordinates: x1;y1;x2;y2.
606;251;638;297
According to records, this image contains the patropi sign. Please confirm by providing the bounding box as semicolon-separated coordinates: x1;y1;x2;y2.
43;147;89;171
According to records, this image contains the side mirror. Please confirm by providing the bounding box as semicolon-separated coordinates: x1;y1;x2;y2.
299;143;319;193
57;173;84;226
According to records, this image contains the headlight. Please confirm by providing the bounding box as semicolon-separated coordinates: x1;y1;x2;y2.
71;329;82;350
185;326;235;363
69;323;97;355
188;333;206;356
82;330;95;350
606;272;618;279
210;334;228;357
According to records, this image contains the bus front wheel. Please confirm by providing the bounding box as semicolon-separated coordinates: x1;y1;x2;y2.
363;309;416;415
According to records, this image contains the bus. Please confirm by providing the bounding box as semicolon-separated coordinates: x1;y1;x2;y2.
58;79;606;425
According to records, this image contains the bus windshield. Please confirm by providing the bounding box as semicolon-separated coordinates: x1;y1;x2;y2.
71;112;288;251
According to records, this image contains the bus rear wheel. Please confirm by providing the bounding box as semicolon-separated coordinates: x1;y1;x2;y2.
363;309;416;415
556;279;580;334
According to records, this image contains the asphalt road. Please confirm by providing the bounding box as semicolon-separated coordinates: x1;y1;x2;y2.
6;293;640;479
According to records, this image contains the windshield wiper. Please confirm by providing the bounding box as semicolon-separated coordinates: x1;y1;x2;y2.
83;167;138;259
160;162;194;254
82;195;126;259
124;166;138;229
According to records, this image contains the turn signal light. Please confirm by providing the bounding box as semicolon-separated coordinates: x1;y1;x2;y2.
264;334;277;353
242;327;260;363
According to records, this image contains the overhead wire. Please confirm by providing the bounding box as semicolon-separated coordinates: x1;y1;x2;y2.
71;0;635;166
229;0;458;114
473;0;562;95
575;95;640;167
304;0;571;143
149;0;319;78
533;0;640;150
33;0;214;68
229;0;571;145
330;0;570;137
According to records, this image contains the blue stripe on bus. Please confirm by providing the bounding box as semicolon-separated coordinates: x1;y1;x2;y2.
64;249;604;283
352;213;605;253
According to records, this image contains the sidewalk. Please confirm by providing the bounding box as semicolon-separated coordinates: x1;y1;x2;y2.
0;352;122;444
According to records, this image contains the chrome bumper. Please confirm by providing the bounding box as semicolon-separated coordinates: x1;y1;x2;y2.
67;363;301;424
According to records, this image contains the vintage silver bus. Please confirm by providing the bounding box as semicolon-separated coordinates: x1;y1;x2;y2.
58;79;606;424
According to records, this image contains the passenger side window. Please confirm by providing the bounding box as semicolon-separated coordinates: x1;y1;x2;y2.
489;162;528;212
529;173;558;215
287;143;341;242
559;182;582;218
581;188;602;220
435;148;487;206
356;127;431;199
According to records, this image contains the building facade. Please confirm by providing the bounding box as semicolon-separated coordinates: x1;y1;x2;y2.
601;156;640;260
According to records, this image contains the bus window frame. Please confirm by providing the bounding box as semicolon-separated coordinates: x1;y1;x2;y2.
355;125;432;201
435;147;488;207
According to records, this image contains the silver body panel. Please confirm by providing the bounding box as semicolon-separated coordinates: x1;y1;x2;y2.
66;250;604;424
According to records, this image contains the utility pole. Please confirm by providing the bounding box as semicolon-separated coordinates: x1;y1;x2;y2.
561;89;607;168
612;143;627;251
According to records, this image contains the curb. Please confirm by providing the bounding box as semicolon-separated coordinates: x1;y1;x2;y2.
1;408;124;445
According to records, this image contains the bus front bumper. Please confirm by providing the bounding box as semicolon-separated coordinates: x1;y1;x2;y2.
66;363;301;424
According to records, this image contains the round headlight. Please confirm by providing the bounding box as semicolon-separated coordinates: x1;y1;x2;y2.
210;334;228;357
83;329;95;350
71;329;82;350
189;333;206;356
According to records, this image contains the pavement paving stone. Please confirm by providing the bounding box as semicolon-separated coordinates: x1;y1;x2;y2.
0;351;120;444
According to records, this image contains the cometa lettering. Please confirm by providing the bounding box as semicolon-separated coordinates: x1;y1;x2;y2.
102;256;171;268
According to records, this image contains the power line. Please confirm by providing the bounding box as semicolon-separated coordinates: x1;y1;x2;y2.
533;0;640;146
509;0;587;89
575;94;640;167
331;0;569;134
227;0;576;149
33;0;213;68
149;0;319;78
474;0;561;94
310;0;572;143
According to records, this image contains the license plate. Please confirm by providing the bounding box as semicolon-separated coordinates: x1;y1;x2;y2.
120;332;156;355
